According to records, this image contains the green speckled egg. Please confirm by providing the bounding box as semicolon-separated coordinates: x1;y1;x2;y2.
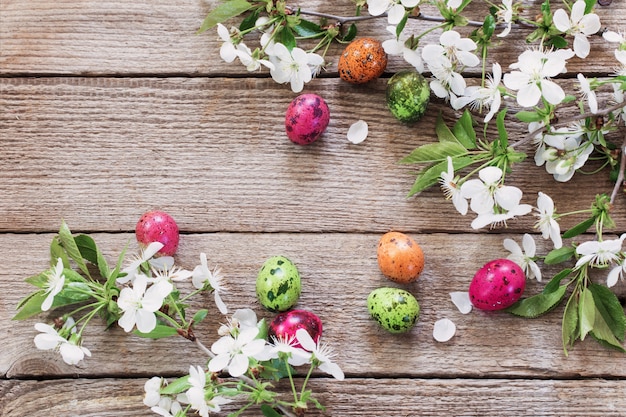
367;287;420;334
386;70;430;123
256;256;301;312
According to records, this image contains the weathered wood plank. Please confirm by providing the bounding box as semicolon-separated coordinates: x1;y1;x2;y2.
2;377;625;416
3;233;625;379
0;0;623;76
1;77;624;234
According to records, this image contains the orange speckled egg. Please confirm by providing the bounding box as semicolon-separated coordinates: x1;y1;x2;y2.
338;37;388;84
377;231;424;284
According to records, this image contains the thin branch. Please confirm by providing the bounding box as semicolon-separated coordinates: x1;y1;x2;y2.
610;134;626;205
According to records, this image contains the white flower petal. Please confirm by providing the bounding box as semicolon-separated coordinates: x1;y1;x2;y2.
347;120;369;144
433;318;456;342
450;292;472;314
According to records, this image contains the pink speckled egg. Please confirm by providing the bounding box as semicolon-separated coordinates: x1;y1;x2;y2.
469;259;526;311
285;93;330;145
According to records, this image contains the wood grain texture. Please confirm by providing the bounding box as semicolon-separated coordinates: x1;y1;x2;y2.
2;377;625;416
3;233;625;380
1;77;624;233
1;0;624;76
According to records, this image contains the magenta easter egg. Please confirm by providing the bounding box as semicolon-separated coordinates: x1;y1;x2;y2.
469;259;526;311
135;210;180;256
268;309;323;350
285;94;330;145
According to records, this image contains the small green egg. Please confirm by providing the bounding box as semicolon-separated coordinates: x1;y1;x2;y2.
386;70;430;123
367;287;420;333
256;255;301;312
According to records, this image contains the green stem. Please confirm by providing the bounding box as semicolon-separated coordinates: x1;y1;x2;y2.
283;357;299;404
299;362;315;399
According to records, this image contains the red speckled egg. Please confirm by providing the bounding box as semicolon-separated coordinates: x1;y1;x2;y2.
285;93;330;145
268;309;323;350
469;259;526;311
338;37;388;84
135;210;180;256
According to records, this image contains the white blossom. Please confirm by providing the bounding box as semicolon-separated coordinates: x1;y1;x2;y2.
367;0;420;25
496;0;514;38
553;0;601;58
34;318;91;365
41;257;65;311
503;48;574;107
534;192;562;249
504;233;542;281
117;274;171;333
575;235;626;269
192;253;228;314
607;261;626;287
118;241;167;285
269;43;323;93
217;24;239;63
577;73;598;113
208;326;267;377
295;329;344;380
460;166;523;215
382;26;424;73
439;156;468;215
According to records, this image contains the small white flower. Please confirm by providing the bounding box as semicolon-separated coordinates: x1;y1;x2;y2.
534;192;562;249
459;63;503;122
257;334;312;366
423;30;480;68
450;291;472;314
34;318;91;366
295;329;344;380
470;203;532;229
192;253;228;314
460;166;523;215
544;137;593;182
504;234;542;281
41;257;65;311
269;43;323;93
496;0;514;38
186;366;212;417
117;274;171;333
433;318;456;342
447;0;462;8
577;73;598;113
553;0;601;58
367;0;419;25
144;377;165;407
347;120;369;144
118;241;166;285
217;23;238;63
235;43;275;72
208;326;267;377
439;156;468;215
503;48;574;107
575;235;626;269
382;26;424;73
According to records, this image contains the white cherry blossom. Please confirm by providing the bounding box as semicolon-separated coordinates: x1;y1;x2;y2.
534;192;562;249
117;274;171;333
553;0;601;58
439;156;468;215
458;63;503;122
367;0;420;25
575;235;626;269
295;329;344;380
118;241;166;285
269;43;323;93
577;73;598;113
504;233;542;281
503;48;574;107
460;166;524;215
208;326;267;377
217;23;238;63
192;252;228;314
607;260;626;288
41;257;65;311
496;0;514;38
470;203;532;229
34;318;91;365
382;26;424;73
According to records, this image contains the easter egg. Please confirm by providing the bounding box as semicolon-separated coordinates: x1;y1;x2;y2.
285;93;330;145
377;231;425;284
268;309;323;349
256;256;301;312
469;259;526;311
338;37;387;84
135;210;179;256
367;287;420;333
386;70;431;123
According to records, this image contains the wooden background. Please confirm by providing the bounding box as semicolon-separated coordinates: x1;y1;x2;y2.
2;0;626;415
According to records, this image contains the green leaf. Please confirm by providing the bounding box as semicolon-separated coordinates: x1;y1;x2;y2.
278;27;297;50
451;110;477;149
133;324;179;339
495;108;508;148
50;238;69;268
406;156;474;197
588;283;626;342
399;141;468;164
395;13;409;38
160;375;191;396
25;272;49;289
257;317;269;340
562;217;595;239
562;293;579;355
75;234;111;279
261;405;282;417
197;0;253;33
192;309;209;325
544;246;576;265
292;19;322;37
13;288;92;320
58;222;90;278
342;23;357;42
547;35;568;49
435;113;461;144
238;7;260;32
543;268;573;294
506;285;568;318
482;14;496;39
590;306;626;352
515;111;543;123
579;287;596;341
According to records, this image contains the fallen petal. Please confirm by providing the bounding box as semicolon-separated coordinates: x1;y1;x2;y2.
347;120;368;144
433;318;456;342
450;291;472;314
